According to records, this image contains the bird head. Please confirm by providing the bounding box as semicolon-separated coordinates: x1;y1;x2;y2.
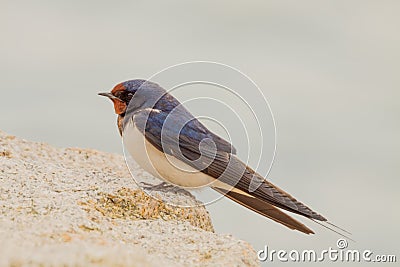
98;79;148;115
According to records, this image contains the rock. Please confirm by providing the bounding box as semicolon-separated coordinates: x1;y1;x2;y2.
0;130;258;267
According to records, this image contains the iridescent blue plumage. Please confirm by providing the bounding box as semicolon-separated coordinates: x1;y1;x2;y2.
123;79;236;156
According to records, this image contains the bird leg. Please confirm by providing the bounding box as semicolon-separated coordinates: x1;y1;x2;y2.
139;181;191;196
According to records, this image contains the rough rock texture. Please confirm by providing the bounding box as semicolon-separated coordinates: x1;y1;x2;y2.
0;130;258;267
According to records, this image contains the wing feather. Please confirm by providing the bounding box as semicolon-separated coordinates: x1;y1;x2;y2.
130;108;326;229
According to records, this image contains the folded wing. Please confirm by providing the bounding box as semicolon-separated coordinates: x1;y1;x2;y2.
131;108;326;234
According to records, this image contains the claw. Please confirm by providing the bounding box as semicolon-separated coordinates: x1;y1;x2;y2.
139;181;192;196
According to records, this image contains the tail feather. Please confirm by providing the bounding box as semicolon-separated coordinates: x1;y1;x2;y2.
311;219;354;241
213;186;315;234
325;221;352;235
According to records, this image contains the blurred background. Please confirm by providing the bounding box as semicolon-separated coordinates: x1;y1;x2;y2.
1;0;399;266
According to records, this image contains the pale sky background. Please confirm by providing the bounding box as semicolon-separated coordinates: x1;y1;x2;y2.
1;1;399;266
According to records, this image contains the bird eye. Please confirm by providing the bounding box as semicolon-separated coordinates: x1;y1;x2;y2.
116;91;134;103
114;91;123;98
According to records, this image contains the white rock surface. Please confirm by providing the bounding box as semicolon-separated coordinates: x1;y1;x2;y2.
0;130;258;267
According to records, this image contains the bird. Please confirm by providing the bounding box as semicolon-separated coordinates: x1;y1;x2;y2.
99;79;344;236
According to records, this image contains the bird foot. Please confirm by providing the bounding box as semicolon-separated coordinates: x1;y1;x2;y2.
139;181;191;196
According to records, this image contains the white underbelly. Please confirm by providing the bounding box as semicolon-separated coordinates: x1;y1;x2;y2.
122;122;217;189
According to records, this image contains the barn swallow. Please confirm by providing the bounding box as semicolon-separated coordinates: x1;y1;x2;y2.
99;79;338;235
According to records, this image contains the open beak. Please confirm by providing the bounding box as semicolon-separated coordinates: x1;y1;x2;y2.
98;92;119;100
